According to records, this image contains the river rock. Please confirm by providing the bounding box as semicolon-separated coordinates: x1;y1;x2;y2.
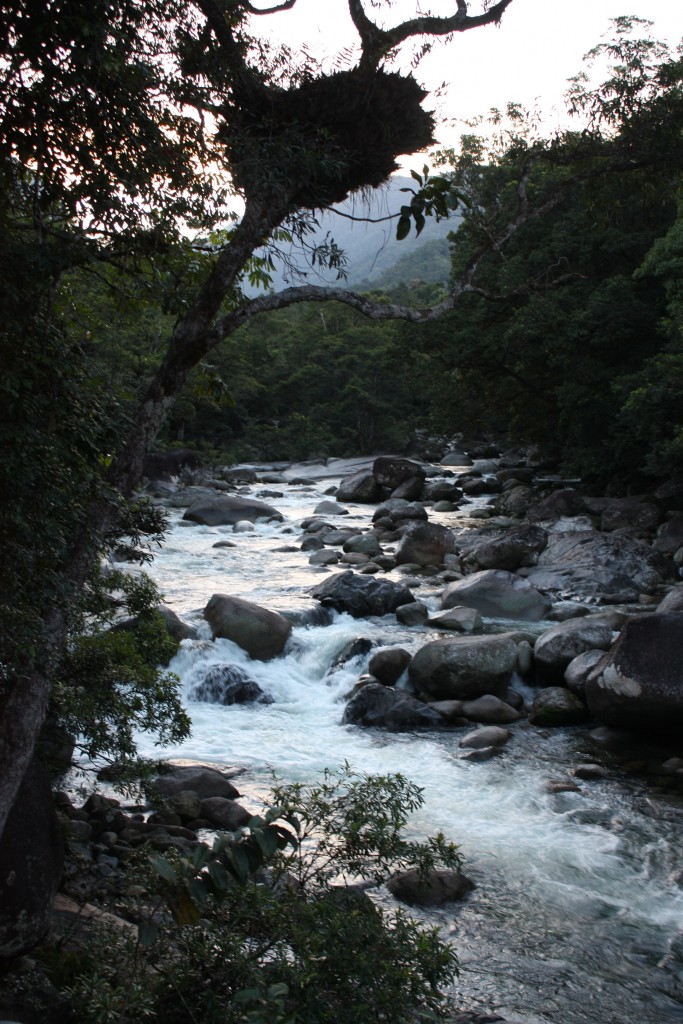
428;606;483;633
336;470;382;503
461;524;548;572
522;531;668;602
368;647;411;685
310;571;414;618
373;455;426;492
527;488;586;521
309;548;341;566
155;604;198;640
533;615;614;681
343;533;382;557
657;586;683;613
460;726;511;749
188;664;273;705
584;612;683;735
0;759;64;957
564;649;605;697
386;867;474;906
314;500;348;515
461;694;521;724
529;687;589;726
409;635;519;701
396;601;429;626
395;520;458;567
653;513;683;555
342;683;444;731
440;449;472;466
441;570;552;622
199;797;252;830
373;499;429;525
423;480;464;503
594;496;662;534
151;764;241;800
494;485;537;517
183;495;283;525
204;593;292;659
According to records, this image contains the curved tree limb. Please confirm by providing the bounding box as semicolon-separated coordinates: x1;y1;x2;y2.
349;0;516;70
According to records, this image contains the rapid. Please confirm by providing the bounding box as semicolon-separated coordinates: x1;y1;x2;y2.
134;459;683;1024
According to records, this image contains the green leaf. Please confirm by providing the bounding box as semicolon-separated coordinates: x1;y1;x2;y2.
149;854;178;883
396;216;411;241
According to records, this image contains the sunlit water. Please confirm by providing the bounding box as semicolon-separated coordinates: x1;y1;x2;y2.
132;466;683;1023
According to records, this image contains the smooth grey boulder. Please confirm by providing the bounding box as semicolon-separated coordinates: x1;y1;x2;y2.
368;647;411;686
183;494;283;525
386;867;474;906
564;649;605;697
395;520;457;567
342;534;382;557
314;500;348;515
460;725;511;749
461;694;521;724
595;497;661;534
199;797;252;830
529;687;588;727
442;570;551;622
188;664;273;705
523;531;668;602
151;764;241;801
336;470;383;503
461;524;548;572
204;593;292;660
409;634;519;701
584;612;683;735
533;615;614;681
653;513;683;555
657;586;683;613
310;571;414;618
395;601;429;626
342;683;443;731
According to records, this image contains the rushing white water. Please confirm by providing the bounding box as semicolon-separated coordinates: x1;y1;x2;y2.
133;466;683;1024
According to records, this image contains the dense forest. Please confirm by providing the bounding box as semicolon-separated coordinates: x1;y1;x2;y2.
0;0;682;1020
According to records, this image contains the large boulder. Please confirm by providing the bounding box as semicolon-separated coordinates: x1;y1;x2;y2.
204;594;292;659
408;634;519;701
0;759;64;957
151;763;241;801
461;524;548;572
395;521;457;567
533;615;615;681
441;570;552;622
584;612;683;735
342;683;443;731
373;456;426;492
523;531;668;602
386;867;474;906
310;571;414;618
336;471;383;503
183;495;283;526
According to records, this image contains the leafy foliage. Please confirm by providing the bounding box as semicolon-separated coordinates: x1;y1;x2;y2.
54;768;461;1024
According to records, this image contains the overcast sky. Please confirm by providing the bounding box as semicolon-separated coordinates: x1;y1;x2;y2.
257;0;682;159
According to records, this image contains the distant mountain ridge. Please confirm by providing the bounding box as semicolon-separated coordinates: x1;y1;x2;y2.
246;175;457;295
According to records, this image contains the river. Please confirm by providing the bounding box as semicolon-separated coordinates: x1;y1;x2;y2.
134;459;683;1024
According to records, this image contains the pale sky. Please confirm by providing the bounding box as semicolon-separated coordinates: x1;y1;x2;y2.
255;0;682;159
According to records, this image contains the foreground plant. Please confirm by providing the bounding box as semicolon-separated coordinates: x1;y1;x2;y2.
55;767;462;1024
